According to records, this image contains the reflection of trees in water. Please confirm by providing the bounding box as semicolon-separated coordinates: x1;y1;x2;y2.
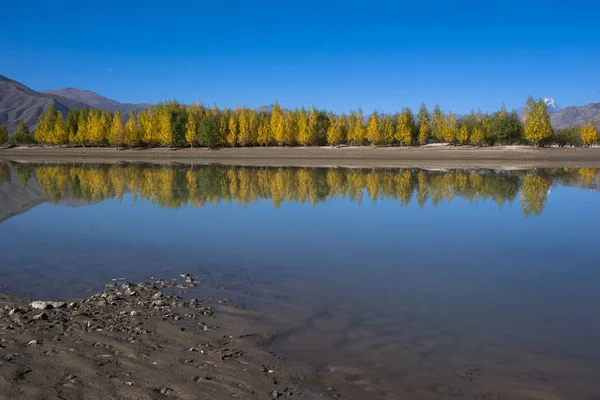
1;162;597;217
0;163;9;186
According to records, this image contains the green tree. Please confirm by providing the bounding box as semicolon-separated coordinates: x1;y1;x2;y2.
0;125;8;145
197;107;221;147
12;121;34;145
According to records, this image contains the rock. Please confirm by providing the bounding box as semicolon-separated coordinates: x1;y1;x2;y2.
30;301;51;310
151;293;163;300
33;312;48;321
27;340;38;346
159;387;173;395
30;301;66;310
130;311;139;316
272;390;280;398
152;300;166;307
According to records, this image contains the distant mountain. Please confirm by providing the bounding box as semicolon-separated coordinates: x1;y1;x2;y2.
515;98;561;121
550;102;600;130
0;74;89;133
43;88;150;115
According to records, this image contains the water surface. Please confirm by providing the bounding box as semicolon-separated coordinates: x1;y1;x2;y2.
0;162;599;399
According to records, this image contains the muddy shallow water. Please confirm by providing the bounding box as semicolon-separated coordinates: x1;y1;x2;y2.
1;162;599;399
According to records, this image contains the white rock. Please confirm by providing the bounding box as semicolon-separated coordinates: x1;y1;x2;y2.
30;301;51;310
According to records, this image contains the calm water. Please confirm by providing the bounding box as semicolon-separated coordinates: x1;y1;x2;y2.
1;161;599;399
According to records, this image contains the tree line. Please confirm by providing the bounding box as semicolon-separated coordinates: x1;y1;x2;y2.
0;97;597;148
2;162;597;217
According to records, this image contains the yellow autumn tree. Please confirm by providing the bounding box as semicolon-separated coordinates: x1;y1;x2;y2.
270;103;285;145
524;99;553;146
297;108;310;146
417;104;429;145
396;108;415;146
54;112;68;145
457;124;469;145
124;112;139;147
581;120;598;146
471;127;484;145
227;114;238;147
353;108;365;145
441;113;458;143
283;111;297;145
382;116;395;145
108;110;126;147
326;115;345;145
257;119;270;146
366;111;381;145
185;103;199;147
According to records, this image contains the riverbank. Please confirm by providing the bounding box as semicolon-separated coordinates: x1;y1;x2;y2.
2;145;600;168
0;276;329;400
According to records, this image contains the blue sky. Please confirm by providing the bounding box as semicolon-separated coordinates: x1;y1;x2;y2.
1;0;599;114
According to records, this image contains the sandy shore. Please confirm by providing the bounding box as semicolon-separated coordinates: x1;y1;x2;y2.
0;276;329;400
2;145;600;168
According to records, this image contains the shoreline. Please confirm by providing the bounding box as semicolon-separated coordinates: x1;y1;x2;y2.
2;145;600;168
0;276;329;400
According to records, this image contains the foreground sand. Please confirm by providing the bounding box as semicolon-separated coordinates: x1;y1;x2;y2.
0;276;328;400
2;145;600;168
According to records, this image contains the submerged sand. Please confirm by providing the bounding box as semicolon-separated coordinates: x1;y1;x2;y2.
0;276;329;400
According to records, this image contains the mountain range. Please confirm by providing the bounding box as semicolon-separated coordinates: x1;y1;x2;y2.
1;74;599;134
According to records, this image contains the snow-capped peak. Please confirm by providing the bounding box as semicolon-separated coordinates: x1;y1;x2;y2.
542;98;561;113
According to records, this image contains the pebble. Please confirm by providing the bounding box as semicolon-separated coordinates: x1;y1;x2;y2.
159;387;173;395
272;390;280;398
27;340;39;346
33;312;48;321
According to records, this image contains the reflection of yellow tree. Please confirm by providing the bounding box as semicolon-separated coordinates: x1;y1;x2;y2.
326;169;346;198
395;170;414;205
36;166;70;203
18;164;596;217
416;170;429;209
365;171;381;202
578;168;597;188
520;175;552;217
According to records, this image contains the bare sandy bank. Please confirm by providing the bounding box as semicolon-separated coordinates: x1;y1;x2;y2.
2;145;600;169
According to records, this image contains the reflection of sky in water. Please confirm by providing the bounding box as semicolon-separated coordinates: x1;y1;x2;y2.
1;164;600;398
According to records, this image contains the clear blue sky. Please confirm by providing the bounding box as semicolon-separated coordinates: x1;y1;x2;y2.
1;0;599;114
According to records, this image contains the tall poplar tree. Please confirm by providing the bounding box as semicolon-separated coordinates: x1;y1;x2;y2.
270;103;285;145
353;108;365;145
417;104;430;145
581;120;598;146
524;99;553;146
366;111;381;145
109;110;126;147
396;108;415;146
124;111;139;147
0;125;8;145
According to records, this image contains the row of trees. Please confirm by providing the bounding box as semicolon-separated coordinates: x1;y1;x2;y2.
1;98;597;148
2;162;597;216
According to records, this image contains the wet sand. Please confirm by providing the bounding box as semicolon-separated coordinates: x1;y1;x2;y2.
2;145;600;168
0;276;329;400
